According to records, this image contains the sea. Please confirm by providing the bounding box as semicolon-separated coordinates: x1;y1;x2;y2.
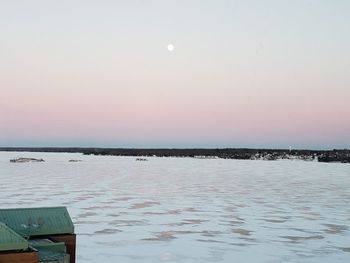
0;151;349;263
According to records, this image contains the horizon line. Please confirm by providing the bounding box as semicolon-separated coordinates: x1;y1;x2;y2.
0;146;349;151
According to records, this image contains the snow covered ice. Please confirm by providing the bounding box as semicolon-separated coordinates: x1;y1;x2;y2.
1;152;350;263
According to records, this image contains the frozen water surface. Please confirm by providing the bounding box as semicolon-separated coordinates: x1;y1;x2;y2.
0;152;350;263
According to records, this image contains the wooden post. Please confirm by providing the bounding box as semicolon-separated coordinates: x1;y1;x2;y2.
49;234;76;263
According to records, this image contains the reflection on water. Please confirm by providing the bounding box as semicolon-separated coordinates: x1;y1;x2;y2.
0;152;350;263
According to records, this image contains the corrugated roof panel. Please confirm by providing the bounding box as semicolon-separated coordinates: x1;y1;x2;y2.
38;250;70;263
0;207;74;238
0;222;29;251
29;239;66;253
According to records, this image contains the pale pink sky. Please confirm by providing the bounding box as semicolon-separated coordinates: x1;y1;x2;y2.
1;1;349;149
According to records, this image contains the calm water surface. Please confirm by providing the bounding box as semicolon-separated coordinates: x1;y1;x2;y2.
0;152;349;263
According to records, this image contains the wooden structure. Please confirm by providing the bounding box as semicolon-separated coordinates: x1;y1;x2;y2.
0;250;39;263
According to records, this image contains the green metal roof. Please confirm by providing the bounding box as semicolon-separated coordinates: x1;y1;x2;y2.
29;239;66;253
0;222;29;251
0;207;74;238
38;250;70;263
29;239;69;262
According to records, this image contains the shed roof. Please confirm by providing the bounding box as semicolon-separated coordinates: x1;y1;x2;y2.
0;222;29;252
0;207;74;238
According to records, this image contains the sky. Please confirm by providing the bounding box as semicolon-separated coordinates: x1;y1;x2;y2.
0;0;349;149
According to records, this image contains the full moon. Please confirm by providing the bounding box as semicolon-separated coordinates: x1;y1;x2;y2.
167;44;175;52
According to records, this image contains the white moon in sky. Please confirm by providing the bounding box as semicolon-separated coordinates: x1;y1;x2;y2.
167;44;175;52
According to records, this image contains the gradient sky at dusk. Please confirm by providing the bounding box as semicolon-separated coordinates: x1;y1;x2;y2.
1;0;349;149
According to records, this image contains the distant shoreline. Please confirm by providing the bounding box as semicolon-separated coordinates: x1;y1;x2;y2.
1;147;349;163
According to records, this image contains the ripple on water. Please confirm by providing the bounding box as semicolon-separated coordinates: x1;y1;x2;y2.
323;224;349;234
143;231;177;242
201;230;223;237
232;228;252;236
183;207;202;212
143;231;198;242
197;239;227;244
78;211;98;218
108;219;147;227
280;235;324;243
263;218;288;223
130;201;160;209
339;247;350;253
94;228;122;235
75;220;106;225
168;218;208;226
143;209;182;216
221;217;245;226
